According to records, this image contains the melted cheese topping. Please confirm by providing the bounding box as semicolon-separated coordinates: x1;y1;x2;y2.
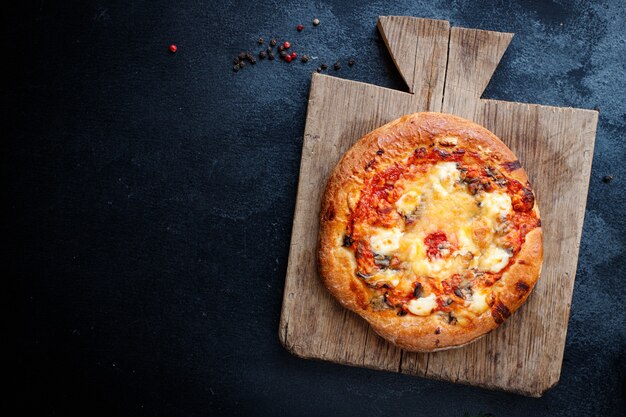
468;289;490;314
369;227;403;255
356;161;517;321
395;191;420;215
478;245;511;273
407;294;437;316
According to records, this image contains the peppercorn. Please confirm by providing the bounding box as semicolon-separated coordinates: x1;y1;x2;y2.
313;18;320;26
233;64;239;72
333;61;341;70
290;52;297;59
301;54;309;63
245;53;254;61
280;50;288;58
283;41;291;49
348;58;355;67
270;39;277;47
249;57;257;65
169;44;177;53
266;47;272;54
238;61;245;68
268;53;275;60
297;24;304;32
278;45;285;52
285;54;292;63
259;51;267;59
316;67;322;72
238;52;247;60
320;63;328;70
233;57;240;65
258;37;264;45
603;175;613;183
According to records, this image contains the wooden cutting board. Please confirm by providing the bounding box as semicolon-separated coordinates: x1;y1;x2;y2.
279;16;598;397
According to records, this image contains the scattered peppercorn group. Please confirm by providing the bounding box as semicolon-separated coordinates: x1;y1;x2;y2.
230;18;360;74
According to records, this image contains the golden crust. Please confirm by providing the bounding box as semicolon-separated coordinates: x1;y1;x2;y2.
318;112;543;352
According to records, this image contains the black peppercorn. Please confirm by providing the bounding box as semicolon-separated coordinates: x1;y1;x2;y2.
603;175;613;183
270;39;277;47
320;63;328;70
259;51;267;59
278;45;285;52
233;65;239;72
238;61;245;68
233;57;240;65
238;52;246;60
258;37;264;45
348;58;355;66
301;54;309;63
333;61;341;70
280;50;288;58
249;57;257;65
316;67;322;72
266;47;273;54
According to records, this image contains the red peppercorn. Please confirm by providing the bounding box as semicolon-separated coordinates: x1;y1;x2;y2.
284;54;292;63
169;44;177;53
297;24;304;32
291;52;297;59
283;41;291;49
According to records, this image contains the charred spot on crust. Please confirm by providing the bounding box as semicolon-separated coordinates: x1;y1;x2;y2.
502;160;522;172
376;149;384;155
515;281;530;297
324;204;336;221
397;309;407;316
491;301;511;324
413;147;427;158
512;187;535;212
364;159;377;171
434;339;440;347
342;234;354;247
537;219;542;227
434;327;441;334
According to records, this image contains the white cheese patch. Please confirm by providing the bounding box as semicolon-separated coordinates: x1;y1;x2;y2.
369;227;403;255
468;289;489;315
395;191;421;215
456;226;478;256
428;162;460;198
407;294;437;316
431;162;460;183
481;191;512;221
479;245;511;273
369;269;401;287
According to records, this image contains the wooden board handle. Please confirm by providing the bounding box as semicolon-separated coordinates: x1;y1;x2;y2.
377;16;513;116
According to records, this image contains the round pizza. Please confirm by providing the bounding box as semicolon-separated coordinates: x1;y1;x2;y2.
318;112;542;352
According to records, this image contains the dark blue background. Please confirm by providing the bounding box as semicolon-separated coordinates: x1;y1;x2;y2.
6;1;625;416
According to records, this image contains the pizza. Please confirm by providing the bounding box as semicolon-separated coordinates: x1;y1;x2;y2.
318;112;542;352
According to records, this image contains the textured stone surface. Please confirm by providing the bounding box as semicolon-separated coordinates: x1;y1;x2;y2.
6;0;624;416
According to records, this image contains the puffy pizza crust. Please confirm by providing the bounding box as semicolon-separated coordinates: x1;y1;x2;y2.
318;112;543;352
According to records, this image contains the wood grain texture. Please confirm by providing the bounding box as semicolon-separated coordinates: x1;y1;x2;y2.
279;16;598;397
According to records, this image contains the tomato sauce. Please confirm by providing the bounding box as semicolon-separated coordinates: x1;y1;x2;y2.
345;146;541;309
